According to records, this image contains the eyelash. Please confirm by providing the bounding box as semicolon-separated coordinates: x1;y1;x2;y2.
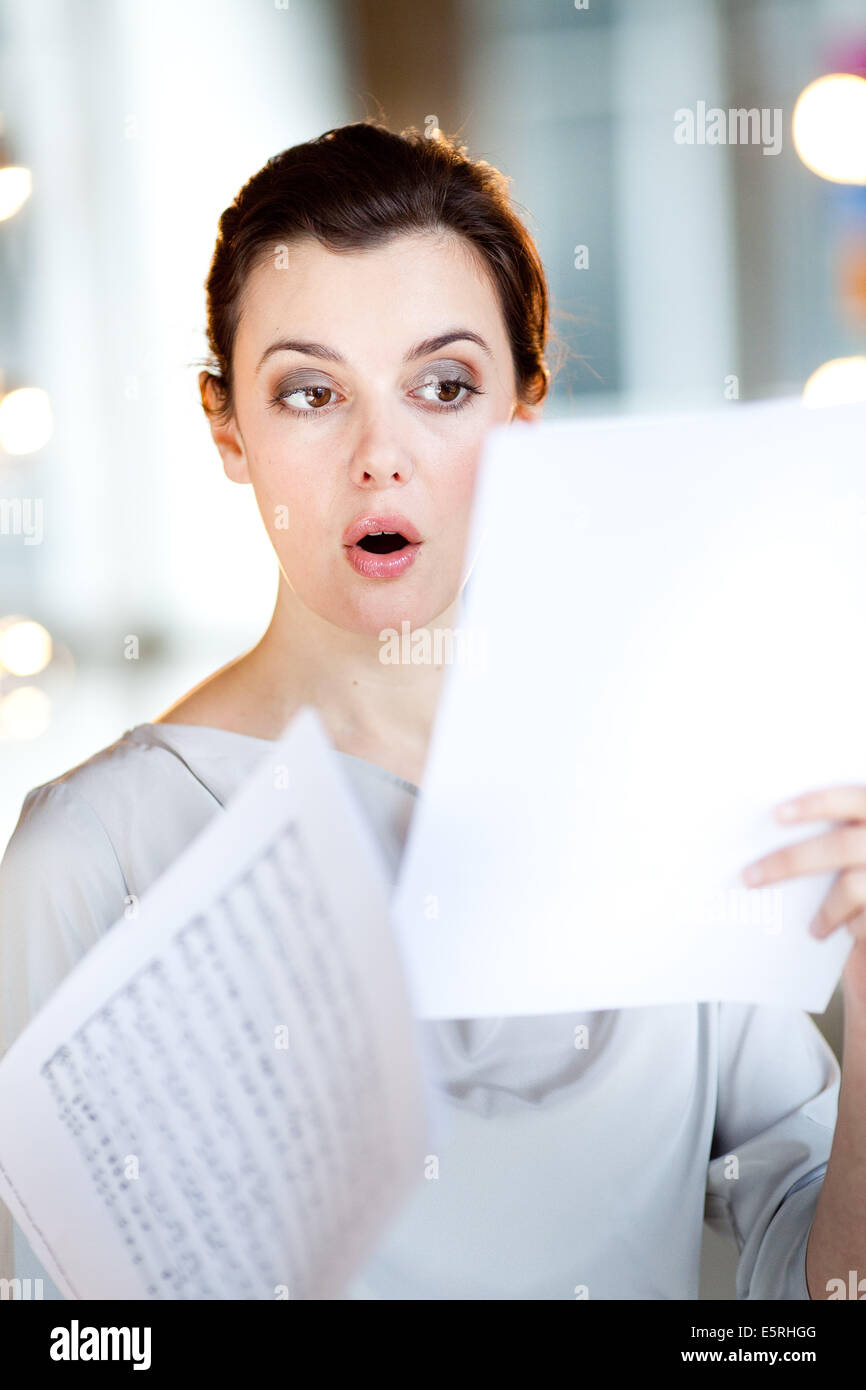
267;376;485;420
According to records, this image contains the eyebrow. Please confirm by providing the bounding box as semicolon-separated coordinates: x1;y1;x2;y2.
255;329;493;375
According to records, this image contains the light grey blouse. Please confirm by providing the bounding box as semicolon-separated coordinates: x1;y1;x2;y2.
0;721;841;1299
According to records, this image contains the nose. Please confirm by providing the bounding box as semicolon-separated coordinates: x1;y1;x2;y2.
348;411;415;489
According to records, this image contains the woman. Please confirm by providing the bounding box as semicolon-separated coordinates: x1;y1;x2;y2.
0;121;857;1300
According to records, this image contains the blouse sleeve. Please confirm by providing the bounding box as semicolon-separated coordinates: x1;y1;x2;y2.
704;1000;841;1300
0;780;129;1280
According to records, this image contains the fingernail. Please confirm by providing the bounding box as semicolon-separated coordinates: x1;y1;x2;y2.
742;864;762;886
775;801;799;820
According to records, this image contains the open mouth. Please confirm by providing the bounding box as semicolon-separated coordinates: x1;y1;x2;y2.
343;514;422;577
356;531;410;554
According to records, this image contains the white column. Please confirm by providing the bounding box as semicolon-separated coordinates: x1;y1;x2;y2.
610;0;737;412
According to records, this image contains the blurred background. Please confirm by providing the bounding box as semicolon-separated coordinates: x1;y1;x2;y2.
1;0;865;1298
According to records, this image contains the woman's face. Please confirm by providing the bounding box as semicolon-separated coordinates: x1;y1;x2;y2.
206;230;539;636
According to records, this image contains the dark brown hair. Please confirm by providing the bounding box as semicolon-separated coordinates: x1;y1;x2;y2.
198;120;553;425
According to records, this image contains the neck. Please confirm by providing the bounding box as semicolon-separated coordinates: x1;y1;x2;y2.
241;574;462;760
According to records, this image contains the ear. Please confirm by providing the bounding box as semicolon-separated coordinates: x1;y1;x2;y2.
199;370;250;484
510;399;543;424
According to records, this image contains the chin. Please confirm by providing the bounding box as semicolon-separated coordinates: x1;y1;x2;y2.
334;584;459;641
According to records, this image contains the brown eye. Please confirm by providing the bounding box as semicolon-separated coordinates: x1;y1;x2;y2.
436;380;462;402
412;373;480;409
273;382;338;412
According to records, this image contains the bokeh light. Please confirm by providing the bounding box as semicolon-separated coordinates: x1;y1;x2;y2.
0;686;52;740
0;386;53;454
802;355;866;406
0;165;32;220
793;73;866;184
0;617;53;676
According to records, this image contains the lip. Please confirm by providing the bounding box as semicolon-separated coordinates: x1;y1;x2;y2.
342;513;422;547
342;512;422;580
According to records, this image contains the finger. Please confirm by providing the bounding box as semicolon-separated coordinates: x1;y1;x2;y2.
775;785;866;824
742;823;866;886
810;869;866;937
846;907;866;941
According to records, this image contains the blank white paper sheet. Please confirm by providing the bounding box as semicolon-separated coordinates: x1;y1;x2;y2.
394;397;866;1018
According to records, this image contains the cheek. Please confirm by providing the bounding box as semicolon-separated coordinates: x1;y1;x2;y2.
442;439;487;515
250;455;326;552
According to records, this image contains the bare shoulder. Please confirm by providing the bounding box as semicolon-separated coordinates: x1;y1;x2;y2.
153;653;253;732
153;648;299;740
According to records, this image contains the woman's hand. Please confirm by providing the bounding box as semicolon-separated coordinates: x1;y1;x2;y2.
740;785;866;1008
